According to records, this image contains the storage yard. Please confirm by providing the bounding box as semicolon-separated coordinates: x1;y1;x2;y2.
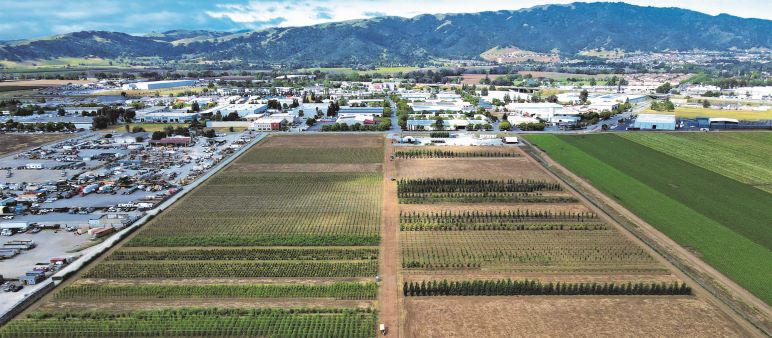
391;143;755;337
0;134;383;337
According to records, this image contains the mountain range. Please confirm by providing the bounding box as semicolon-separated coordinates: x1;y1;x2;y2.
0;2;770;67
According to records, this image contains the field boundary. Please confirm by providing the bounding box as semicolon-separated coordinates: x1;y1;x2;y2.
520;138;770;336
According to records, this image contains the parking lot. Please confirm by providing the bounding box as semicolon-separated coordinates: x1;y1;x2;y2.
0;230;88;278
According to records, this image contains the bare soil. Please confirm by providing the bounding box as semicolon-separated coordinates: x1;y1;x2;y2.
405;296;751;338
395;157;554;180
259;134;384;148
0;134;71;156
227;163;382;173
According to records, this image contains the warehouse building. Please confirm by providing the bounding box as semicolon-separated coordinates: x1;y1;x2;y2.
632;114;676;130
122;80;197;90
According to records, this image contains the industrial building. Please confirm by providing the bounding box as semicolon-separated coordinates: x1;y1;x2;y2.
122;80;197;90
632;114;676;130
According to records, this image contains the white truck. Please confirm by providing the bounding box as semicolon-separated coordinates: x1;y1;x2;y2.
0;222;29;236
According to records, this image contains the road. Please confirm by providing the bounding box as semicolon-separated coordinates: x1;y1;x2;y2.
378;138;400;337
386;96;401;133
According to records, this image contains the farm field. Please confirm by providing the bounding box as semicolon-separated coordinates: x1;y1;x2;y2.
0;133;71;156
1;134;385;337
618;132;772;192
405;297;748;337
645;106;772;120
392;144;751;336
525;133;772;304
395;157;551;180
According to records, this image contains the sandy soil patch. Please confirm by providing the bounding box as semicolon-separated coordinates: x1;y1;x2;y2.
405;296;749;337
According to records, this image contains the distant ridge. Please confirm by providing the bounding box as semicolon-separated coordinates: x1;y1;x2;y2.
0;2;770;66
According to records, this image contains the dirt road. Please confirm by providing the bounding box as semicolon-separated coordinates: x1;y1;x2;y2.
520;140;770;336
379;138;400;337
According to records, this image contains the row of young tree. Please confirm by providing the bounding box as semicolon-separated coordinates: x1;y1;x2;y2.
399;222;607;231
394;149;518;159
404;279;692;297
397;178;563;194
399;210;599;224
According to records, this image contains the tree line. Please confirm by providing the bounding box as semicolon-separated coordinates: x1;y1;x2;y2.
397;178;563;194
404;279;692;296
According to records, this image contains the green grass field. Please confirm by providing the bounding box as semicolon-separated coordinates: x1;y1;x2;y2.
619;132;772;193
526;133;772;304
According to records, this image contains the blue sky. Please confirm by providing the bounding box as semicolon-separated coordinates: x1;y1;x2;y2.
0;0;770;41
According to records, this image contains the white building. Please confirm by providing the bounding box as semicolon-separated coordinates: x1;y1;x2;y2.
122;80;196;90
505;103;564;120
632;114;676;130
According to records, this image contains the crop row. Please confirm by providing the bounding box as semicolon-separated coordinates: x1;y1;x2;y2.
401;231;660;272
127;234;380;247
404;279;691;296
239;146;384;164
0;308;376;338
397;178;562;194
56;282;377;300
400;210;598;223
84;261;378;278
400;222;607;231
134;172;383;240
109;247;379;261
394;149;519;158
398;192;577;204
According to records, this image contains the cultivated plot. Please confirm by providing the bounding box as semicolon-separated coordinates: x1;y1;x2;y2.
1;134;385;337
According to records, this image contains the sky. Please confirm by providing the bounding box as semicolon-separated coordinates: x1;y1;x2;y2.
0;0;770;41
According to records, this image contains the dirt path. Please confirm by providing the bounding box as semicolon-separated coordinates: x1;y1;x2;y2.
379;138;400;337
520;140;769;336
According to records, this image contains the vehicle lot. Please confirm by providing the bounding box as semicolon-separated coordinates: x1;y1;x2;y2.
0;230;88;278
